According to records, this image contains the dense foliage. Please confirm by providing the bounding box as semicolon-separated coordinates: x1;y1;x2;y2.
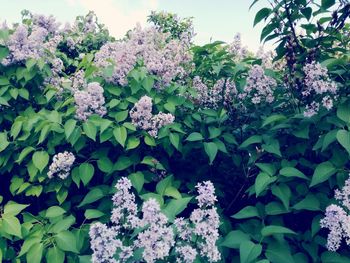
0;0;349;262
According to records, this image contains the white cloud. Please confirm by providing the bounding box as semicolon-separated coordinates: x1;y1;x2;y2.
66;0;159;38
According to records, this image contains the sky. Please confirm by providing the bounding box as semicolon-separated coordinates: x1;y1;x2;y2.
0;0;273;52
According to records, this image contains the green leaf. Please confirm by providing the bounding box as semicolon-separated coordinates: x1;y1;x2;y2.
255;172;276;197
45;206;66;218
310;161;336;187
46;247;65;263
239;135;262;149
18;237;41;257
79;163;95;186
301;7;312;20
293;194;321;211
26;243;43;263
256;163;276;176
16;146;35;164
279;167;308;180
51;215;76;233
337;130;350;155
113;126;127;147
271;184;291;209
262;139;281;157
0;132;9;152
164;186;182;199
208;127;221;139
240;241;262;263
114;156;133;171
2;214;22;238
84;209;105;219
55;231;78;253
169;133;180;150
220;230;250;249
261;225;296;236
83;121;97;141
156;175;173;196
97;157;113;173
337;103;350;123
162;197;192;221
32;151;49;173
10;121;22;139
129;172;144;193
0;76;9;86
3;202;29;216
232;206;260;219
78;188;104;207
204;142;218;164
186;132;204;141
126;136;140;150
64;119;77;139
321;0;335;9
254;8;271;26
262;114;286;127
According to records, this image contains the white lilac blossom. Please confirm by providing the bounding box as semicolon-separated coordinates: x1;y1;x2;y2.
175;245;198;263
189;181;221;262
239;65;277;104
129;96;175;137
44;58;64;93
94;24;192;88
47;151;75;179
192;76;237;109
302;62;337;117
74;82;107;121
89;177;221;263
228;33;248;61
89;223;122;263
135;199;175;262
321;175;350;251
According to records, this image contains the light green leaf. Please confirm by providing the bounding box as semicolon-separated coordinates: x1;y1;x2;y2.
186;132;204;142
83;121;97;141
280;167;308;180
337;130;350;155
113;126;127;147
232;206;260;219
32;151;49;173
261;225;296;236
310;161;336;187
79;163;95;186
45;206;66;218
0;132;9;152
55;230;78;253
204;142;218;165
240;241;262;263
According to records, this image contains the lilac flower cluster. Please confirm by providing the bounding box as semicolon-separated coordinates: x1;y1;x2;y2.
1;13;63;66
129;96;175;137
228;33;248;61
321;175;350;251
302;62;337;117
74;82;107;121
44;58;65;93
192;76;237;109
94;24;192;88
239;65;277;104
47;151;75;179
89;178;221;263
256;47;286;71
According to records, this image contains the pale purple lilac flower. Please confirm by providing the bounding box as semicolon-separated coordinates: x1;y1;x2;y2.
47;151;75;179
32;14;60;34
94;24;192;88
239;65;276;104
129;96;175;137
228;33;248;61
74;82;107;121
135;199;175;263
192;76;236;109
321;175;350;251
175;245;198;263
89;223;121;263
302;62;337;117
